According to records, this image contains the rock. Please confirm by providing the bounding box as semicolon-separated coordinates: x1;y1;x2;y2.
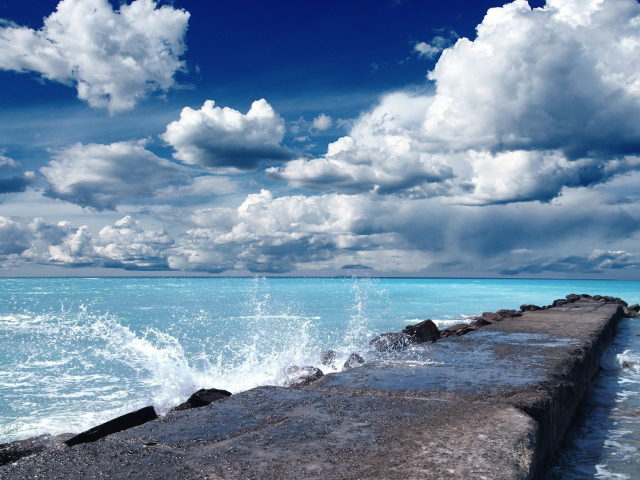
470;317;494;327
580;294;593;300
319;350;337;367
552;299;568;307
629;303;640;313
456;325;480;336
173;388;232;412
343;353;365;370
622;361;633;369
520;304;541;312
565;294;581;303
496;310;519;319
616;298;628;307
402;319;440;343
369;332;414;352
286;366;324;388
0;434;71;467
623;308;639;318
440;323;468;338
65;406;158;447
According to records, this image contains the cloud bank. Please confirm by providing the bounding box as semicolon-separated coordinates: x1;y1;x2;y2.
270;0;640;204
0;0;190;113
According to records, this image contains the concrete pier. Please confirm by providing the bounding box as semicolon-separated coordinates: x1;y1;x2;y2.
0;299;624;479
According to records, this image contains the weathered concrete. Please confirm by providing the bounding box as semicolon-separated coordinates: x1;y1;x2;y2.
0;299;623;479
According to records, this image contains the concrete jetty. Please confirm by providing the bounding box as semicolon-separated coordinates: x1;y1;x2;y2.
0;298;625;479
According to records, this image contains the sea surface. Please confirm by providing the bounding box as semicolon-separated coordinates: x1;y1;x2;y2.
0;277;638;477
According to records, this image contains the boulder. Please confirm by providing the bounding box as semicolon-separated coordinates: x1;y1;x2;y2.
343;353;365;370
629;303;640;313
401;319;440;343
286;366;324;388
369;332;414;352
623;307;639;318
319;350;337;367
172;388;232;412
65;406;158;447
520;304;541;312
565;294;581;303
552;299;569;307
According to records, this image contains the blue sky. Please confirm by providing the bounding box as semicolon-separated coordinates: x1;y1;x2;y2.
1;0;640;278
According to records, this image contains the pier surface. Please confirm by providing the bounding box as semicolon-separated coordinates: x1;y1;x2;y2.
0;299;623;479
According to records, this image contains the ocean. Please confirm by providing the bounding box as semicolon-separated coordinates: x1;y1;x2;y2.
1;277;638;477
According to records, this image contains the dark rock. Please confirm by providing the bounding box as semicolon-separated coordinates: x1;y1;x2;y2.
0;434;71;466
172;388;232;412
552;299;568;307
580;294;593;300
470;317;493;327
565;294;581;303
629;304;640;313
496;310;518;319
319;350;337;367
402;319;440;343
622;361;633;369
440;323;468;338
370;332;414;352
614;297;628;307
343;353;365;370
623;307;639;318
593;295;603;300
286;366;324;388
510;312;523;318
65;406;158;447
456;325;480;336
520;304;541;312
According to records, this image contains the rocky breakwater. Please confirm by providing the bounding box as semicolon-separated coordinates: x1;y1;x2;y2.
0;294;631;480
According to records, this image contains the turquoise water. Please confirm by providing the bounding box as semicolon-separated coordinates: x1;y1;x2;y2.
0;277;638;477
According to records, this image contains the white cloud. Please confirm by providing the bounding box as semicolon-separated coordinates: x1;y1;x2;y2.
414;42;440;59
270;0;640;204
167;190;407;273
312;114;332;131
0;0;190;113
266;135;454;195
95;215;173;270
161;99;291;171
41;140;188;211
40;140;241;210
0;153;19;171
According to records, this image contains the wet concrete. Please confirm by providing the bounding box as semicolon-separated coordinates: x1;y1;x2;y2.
0;300;623;479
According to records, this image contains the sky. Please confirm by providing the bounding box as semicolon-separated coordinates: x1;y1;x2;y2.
1;0;640;278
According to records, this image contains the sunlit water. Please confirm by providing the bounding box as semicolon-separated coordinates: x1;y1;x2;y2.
0;277;638;478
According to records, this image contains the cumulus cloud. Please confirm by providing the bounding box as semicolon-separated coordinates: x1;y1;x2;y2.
161;99;291;172
0;217;35;257
41;140;189;210
40;140;240;210
167;190;414;273
312;114;332;131
266;135;454;195
0;153;35;194
270;0;640;204
0;0;190;113
95;216;173;270
0;153;19;171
